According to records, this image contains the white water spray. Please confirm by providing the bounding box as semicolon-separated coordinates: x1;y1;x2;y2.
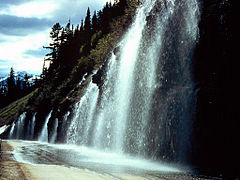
65;0;200;161
39;110;52;142
26;113;36;139
50;118;58;143
8;112;26;139
7;0;200;166
66;80;99;145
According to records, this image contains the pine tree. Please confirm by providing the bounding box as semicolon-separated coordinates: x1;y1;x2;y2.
61;20;73;43
23;73;29;90
119;0;127;14
83;8;92;55
84;8;92;42
84;8;91;31
92;11;98;33
7;67;17;102
16;75;21;97
97;10;103;23
102;2;111;34
44;23;62;63
80;20;84;32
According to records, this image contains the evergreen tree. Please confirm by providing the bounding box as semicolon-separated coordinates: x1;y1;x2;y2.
83;8;92;55
7;67;17;102
61;20;73;43
80;19;84;32
119;0;127;14
57;20;74;68
97;10;103;27
23;73;29;90
84;8;91;32
16;75;21;97
102;2;111;34
92;11;98;33
41;59;48;79
84;8;92;42
44;23;62;63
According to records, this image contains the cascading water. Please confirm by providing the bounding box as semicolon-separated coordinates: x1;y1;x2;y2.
39;110;52;142
26;112;36;139
8;112;26;139
66;80;99;145
8;123;16;139
4;0;200;168
50;118;58;143
65;0;200;162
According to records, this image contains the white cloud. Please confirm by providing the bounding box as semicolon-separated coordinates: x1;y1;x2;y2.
0;0;108;75
0;31;50;58
1;0;108;22
0;30;50;73
49;0;108;25
0;1;57;18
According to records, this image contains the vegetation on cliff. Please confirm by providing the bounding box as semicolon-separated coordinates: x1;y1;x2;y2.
0;0;138;127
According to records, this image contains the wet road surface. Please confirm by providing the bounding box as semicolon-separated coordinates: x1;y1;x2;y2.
7;140;215;179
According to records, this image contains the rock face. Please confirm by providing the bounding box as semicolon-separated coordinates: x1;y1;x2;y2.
192;0;239;178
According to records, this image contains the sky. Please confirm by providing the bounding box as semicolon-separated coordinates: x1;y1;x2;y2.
0;0;109;75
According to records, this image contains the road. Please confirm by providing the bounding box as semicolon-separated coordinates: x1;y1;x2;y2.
1;140;215;180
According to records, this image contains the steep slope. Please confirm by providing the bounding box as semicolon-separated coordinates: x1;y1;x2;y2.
0;90;36;127
0;0;139;138
3;0;200;165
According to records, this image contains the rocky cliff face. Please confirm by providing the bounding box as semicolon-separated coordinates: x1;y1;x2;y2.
192;0;239;178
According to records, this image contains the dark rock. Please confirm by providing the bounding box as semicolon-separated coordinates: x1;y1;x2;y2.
113;46;120;56
192;0;239;178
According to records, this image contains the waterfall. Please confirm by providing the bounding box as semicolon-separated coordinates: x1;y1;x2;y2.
7;112;36;140
112;0;158;152
4;0;200;165
31;113;36;139
65;0;200;162
0;125;9;135
8;112;26;139
92;54;118;148
39;110;52;142
50;118;58;143
66;80;99;145
91;0;159;152
8;123;16;139
26;113;36;139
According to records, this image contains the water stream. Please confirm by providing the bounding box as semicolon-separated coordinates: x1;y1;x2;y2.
38;110;52;142
65;0;199;162
6;0;200;170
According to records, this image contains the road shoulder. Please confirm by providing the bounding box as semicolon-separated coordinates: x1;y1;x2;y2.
0;140;27;180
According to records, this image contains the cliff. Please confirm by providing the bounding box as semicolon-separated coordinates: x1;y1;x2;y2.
192;0;239;178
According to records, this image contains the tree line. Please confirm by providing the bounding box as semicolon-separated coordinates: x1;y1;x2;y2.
0;67;39;108
42;0;127;83
1;0;128;109
24;0;132;112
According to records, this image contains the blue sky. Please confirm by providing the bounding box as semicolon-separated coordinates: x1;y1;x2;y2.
0;0;109;75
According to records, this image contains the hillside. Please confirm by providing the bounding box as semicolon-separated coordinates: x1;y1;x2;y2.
0;69;40;108
0;90;36;127
0;0;138;135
